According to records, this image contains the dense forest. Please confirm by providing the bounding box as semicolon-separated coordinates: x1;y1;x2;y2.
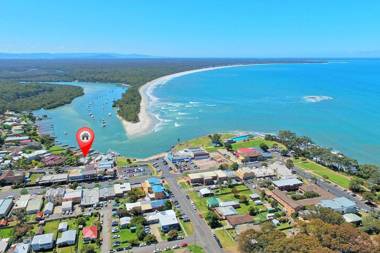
0;58;322;122
0;81;83;113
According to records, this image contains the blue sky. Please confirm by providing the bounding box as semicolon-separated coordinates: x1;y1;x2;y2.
1;0;379;57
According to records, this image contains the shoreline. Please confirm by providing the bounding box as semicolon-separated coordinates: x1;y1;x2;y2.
121;64;250;138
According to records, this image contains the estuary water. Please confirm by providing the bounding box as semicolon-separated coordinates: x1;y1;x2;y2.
35;60;380;164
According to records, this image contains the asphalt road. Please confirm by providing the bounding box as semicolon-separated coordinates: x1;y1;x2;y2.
164;169;224;253
100;205;113;253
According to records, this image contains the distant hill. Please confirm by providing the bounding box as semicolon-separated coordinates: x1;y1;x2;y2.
0;52;155;59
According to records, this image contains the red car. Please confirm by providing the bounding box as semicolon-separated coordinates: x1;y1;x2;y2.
179;242;188;247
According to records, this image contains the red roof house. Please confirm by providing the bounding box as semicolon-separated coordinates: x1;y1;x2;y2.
83;226;98;241
236;148;262;162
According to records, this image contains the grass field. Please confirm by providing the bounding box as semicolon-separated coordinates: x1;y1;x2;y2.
293;158;351;188
174;133;234;152
188;245;205;253
29;173;44;183
180;220;194;236
188;191;209;215
214;229;236;249
48;145;66;154
231;137;285;151
116;156;130;167
0;227;14;239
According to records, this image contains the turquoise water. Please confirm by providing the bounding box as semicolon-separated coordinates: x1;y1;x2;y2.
35;60;380;164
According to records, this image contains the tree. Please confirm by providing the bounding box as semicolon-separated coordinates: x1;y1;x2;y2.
260;143;269;152
357;164;379;179
209;134;222;146
77;217;87;226
131;216;146;226
349;178;365;193
225;142;233;151
231;162;239;171
136;224;146;240
15;224;32;240
206;211;221;228
306;207;344;225
167;229;178;241
362;212;380;234
81;245;96;253
143;234;157;244
238;229;285;253
249;206;259;216
20;188;28;195
164;200;172;210
285;159;294;169
218;163;229;170
239;195;248;204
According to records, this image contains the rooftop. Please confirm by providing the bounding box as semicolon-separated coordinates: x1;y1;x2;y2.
272;178;303;188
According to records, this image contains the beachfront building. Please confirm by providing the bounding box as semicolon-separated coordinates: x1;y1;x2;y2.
45;188;66;205
12;195;31;214
235;148;262;163
142;178;167;199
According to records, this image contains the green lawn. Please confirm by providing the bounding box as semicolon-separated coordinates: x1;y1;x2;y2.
48;145;66;154
44;220;60;238
30;173;44;183
116;156;130;167
188;245;205;253
254;211;269;223
180;220;194;236
57;246;76;253
174;133;234;151
293;158;351;188
0;227;14;239
188;191;208;215
214;229;235;248
231;137;285;151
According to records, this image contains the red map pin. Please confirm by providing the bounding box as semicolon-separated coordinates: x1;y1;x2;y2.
76;127;95;157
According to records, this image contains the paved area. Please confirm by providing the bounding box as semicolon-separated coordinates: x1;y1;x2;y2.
132;236;194;253
100;204;113;253
164;167;224;253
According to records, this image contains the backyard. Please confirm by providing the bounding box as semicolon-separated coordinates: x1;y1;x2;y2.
231;137;285;151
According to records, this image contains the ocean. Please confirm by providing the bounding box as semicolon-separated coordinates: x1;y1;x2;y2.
35;60;380;164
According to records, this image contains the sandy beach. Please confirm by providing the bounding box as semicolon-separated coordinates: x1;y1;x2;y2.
120;64;248;137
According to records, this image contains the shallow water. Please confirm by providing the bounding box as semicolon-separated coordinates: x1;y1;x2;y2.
35;60;380;164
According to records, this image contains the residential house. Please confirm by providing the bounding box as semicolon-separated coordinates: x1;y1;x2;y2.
119;217;131;228
57;230;76;247
61;201;73;212
12;195;30;213
58;222;68;232
0;198;13;218
157;210;179;232
31;234;54;251
215;206;238;219
82;226;98;242
226;214;254;228
7;243;31;253
43;202;54;216
0;170;24;185
26;195;43;214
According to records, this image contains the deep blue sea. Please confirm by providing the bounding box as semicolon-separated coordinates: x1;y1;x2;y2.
35;60;380;164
